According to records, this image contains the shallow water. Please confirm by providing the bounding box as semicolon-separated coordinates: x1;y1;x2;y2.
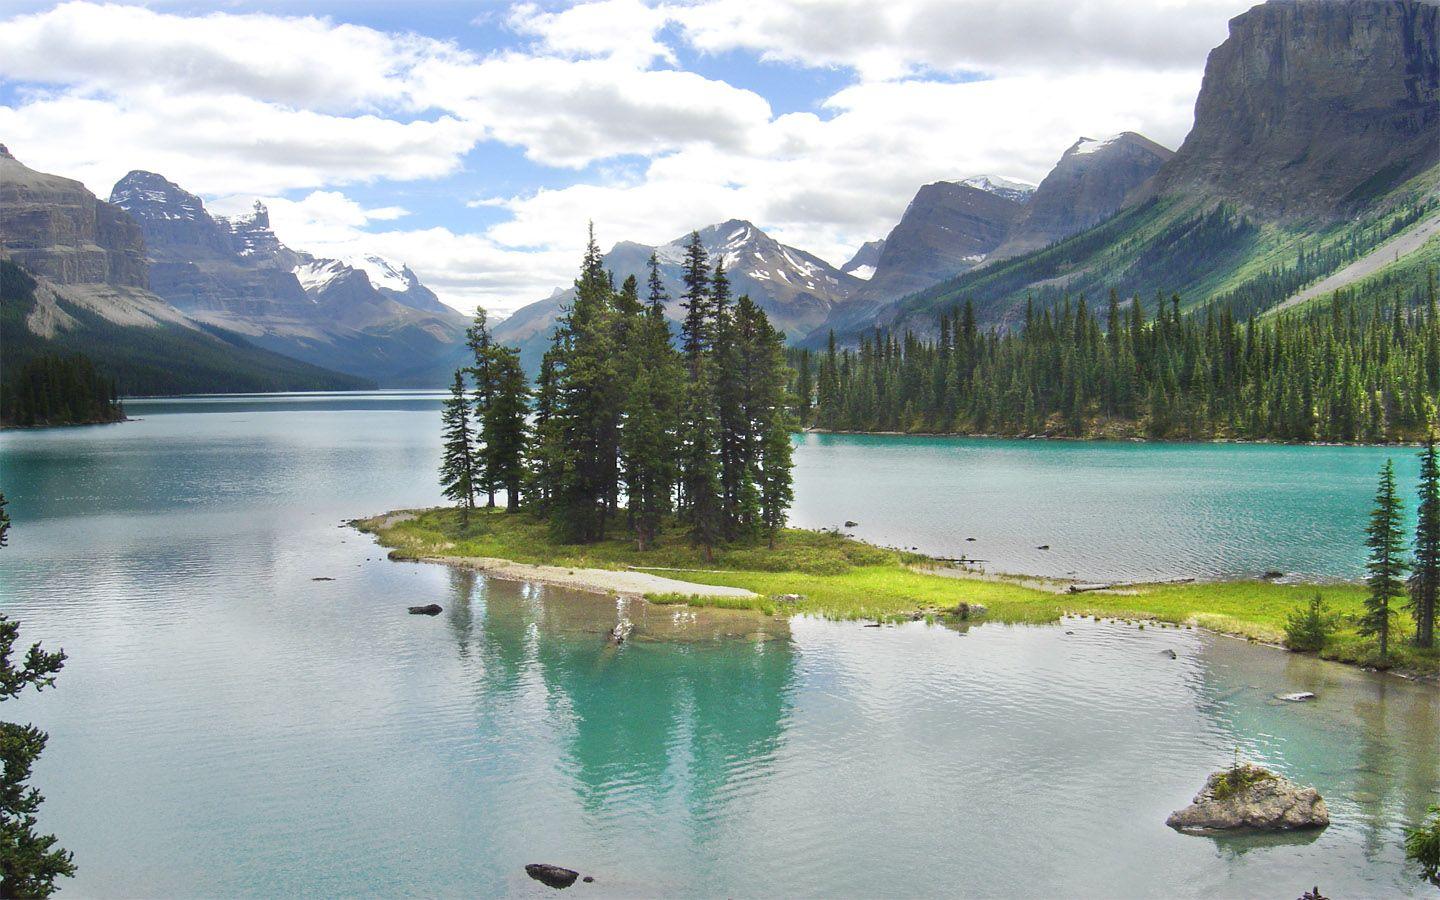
0;392;1435;897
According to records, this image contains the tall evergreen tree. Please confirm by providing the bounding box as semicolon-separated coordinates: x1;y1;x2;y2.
484;348;531;512
439;370;479;521
1363;459;1408;661
466;309;499;507
0;501;74;897
620;258;684;549
1414;436;1440;648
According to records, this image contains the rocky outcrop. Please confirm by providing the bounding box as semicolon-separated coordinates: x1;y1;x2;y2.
0;145;148;288
1140;0;1440;218
989;133;1173;260
856;182;1025;302
1167;763;1330;833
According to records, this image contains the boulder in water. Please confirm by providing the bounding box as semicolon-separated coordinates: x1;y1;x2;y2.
608;618;633;644
1167;763;1329;833
1278;691;1316;702
407;604;442;616
525;864;580;889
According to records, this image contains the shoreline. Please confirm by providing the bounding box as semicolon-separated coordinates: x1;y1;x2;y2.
356;507;1440;681
801;426;1435;449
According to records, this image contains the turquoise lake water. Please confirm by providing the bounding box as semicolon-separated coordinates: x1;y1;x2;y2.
0;392;1435;897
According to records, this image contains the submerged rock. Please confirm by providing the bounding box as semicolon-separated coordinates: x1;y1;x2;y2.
407;604;442;616
1167;763;1329;833
1278;691;1316;703
1160;648;1178;660
525;864;580;889
608;618;633;644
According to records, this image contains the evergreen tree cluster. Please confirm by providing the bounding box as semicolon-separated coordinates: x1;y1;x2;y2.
801;272;1440;443
442;228;795;554
0;353;124;428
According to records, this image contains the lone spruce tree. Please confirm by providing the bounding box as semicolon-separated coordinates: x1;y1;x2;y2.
484;347;531;512
0;493;75;897
466;309;498;507
439;369;478;521
1363;459;1408;662
619;255;683;550
1413;436;1440;648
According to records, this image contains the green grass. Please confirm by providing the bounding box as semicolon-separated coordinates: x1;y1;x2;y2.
358;507;1440;674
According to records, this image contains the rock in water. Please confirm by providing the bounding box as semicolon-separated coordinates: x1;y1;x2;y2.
1278;691;1316;702
1167;763;1329;833
407;604;442;616
525;864;580;889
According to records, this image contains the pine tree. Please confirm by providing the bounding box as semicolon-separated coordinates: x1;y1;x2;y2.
1363;459;1408;661
484;347;531;512
0;504;74;897
619;257;684;549
1414;436;1440;648
712;261;748;537
738;297;794;545
466;309;499;507
439;369;478;521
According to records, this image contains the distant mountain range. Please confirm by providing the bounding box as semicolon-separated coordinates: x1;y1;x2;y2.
493;219;864;371
108;171;468;385
0;145;370;395
2;0;1436;395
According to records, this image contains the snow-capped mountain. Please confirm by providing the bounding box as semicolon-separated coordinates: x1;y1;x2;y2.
841;240;885;280
960;175;1037;205
493;218;863;371
109;170;467;384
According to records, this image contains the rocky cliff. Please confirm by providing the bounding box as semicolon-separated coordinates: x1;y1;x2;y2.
1140;0;1440;218
989;133;1174;260
0;145;148;288
109;170;467;384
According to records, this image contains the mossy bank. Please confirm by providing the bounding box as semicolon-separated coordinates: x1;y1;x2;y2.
357;507;1440;676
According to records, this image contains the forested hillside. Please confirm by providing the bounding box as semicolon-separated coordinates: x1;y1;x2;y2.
797;270;1440;443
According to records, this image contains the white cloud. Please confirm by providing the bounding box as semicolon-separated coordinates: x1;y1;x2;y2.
668;0;1250;81
0;0;1248;317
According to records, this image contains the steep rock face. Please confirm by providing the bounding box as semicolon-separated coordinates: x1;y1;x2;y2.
495;219;861;370
990;133;1174;260
961;174;1037;205
841;239;885;280
1142;0;1440;218
110;170;466;384
860;181;1024;300
0;145;148;288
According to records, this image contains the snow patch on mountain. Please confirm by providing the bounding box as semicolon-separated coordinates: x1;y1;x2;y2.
961;175;1037;203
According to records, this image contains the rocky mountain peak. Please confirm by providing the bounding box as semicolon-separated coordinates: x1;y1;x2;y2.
110;171;208;223
0;144;13;160
1140;0;1439;218
961;175;1037;205
842;239;886;280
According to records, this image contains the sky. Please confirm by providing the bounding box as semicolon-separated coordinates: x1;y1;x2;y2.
0;0;1254;316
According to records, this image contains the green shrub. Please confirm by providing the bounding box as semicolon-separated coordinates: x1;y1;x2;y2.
1406;805;1440;885
1285;594;1338;652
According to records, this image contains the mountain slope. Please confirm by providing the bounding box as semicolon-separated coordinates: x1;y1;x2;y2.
987;133;1174;261
838;0;1440;341
109;170;468;385
494;219;862;370
0;148;368;394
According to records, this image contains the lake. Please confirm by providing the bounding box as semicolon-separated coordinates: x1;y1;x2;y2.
0;391;1435;896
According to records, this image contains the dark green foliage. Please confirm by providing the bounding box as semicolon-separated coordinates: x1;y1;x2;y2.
1406;805;1440;886
1412;436;1440;648
466;308;498;507
803;278;1440;443
1284;594;1338;652
500;227;794;554
1363;460;1408;662
0;260;370;397
0;352;123;428
485;347;530;512
0;586;74;898
439;369;478;519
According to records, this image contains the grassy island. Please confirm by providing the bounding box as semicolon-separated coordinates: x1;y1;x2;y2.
357;507;1439;675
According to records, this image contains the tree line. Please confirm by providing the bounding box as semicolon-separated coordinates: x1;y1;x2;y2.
441;228;794;555
797;272;1440;443
0;353;124;428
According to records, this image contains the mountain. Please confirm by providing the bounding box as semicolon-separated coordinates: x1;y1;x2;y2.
987;133;1174;261
961;175;1038;205
841;240;885;280
834;0;1440;342
109;170;469;385
1137;0;1440;218
493;219;862;371
0;147;369;395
